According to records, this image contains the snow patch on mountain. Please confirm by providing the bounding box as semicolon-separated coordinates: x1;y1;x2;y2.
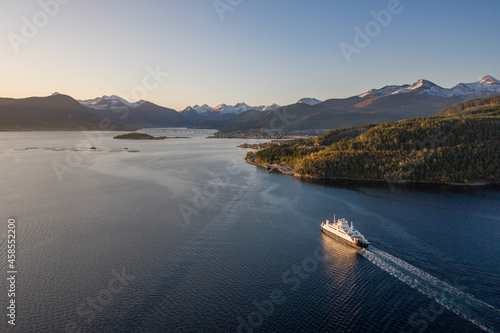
297;98;323;105
79;95;145;110
479;75;500;84
358;85;407;98
390;80;454;97
261;103;281;111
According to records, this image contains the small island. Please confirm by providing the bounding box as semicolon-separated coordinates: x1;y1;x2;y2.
113;133;188;140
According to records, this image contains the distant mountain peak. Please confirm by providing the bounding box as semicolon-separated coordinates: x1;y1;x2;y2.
413;79;436;87
403;79;444;94
297;98;323;105
182;102;280;114
358;85;403;98
480;75;500;84
79;95;141;110
261;103;281;111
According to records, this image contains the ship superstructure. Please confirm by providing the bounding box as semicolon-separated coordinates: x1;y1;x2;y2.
321;216;369;249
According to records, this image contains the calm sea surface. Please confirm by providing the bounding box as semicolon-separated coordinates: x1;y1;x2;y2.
0;131;499;333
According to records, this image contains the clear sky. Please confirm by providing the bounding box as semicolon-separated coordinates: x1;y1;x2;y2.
1;0;499;110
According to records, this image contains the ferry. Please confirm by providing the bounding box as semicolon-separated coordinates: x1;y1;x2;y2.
321;215;369;249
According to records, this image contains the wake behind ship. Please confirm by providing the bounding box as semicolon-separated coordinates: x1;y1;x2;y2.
321;216;369;249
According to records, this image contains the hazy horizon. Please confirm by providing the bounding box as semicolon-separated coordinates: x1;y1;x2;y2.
3;74;500;112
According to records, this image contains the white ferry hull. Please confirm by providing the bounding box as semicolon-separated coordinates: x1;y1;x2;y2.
321;227;369;249
321;224;369;249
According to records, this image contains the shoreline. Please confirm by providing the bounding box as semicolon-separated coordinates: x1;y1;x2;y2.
246;156;295;176
0;127;137;132
245;156;500;189
113;136;189;140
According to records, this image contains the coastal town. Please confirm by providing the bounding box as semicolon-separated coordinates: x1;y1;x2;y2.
208;129;328;139
246;155;295;176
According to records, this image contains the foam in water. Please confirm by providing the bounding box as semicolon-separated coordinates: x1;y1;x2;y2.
359;247;500;333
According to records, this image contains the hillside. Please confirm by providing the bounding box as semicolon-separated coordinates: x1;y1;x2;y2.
249;96;500;184
233;94;474;131
0;94;133;131
439;95;500;116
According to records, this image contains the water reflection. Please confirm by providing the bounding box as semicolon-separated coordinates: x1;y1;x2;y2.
321;233;359;290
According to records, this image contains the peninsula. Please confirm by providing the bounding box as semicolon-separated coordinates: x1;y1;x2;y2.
246;96;500;185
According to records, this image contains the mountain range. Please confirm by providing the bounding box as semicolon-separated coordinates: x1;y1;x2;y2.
0;94;133;131
182;102;281;114
297;98;323;105
79;95;191;128
1;75;499;131
228;75;500;131
179;102;281;125
359;75;500;99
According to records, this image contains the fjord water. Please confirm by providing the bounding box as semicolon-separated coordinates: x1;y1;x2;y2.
0;131;499;333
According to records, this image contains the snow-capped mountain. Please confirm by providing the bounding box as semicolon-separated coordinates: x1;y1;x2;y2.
261;103;281;111
389;79;453;97
79;95;146;110
297;98;323;105
79;95;190;128
213;103;253;114
359;75;500;99
183;104;213;113
182;102;280;115
228;74;500;131
480;75;500;84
